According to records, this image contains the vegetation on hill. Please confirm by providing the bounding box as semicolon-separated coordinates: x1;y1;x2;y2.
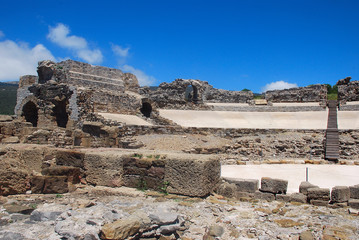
0;82;18;115
326;84;338;100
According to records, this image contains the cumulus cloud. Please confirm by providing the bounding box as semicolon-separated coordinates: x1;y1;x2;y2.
261;80;298;93
0;40;55;81
111;44;129;58
47;23;103;64
121;64;156;86
0;31;4;39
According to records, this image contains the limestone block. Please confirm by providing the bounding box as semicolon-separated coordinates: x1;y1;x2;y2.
19;75;37;87
164;156;220;197
0;169;29;196
307;188;330;201
276;194;291;202
31;176;68;194
216;182;237;198
0;115;13;122
254;191;275;201
260;177;288;194
41;166;81;184
84;152;123;187
223;177;259;193
290;193;307;203
310;200;328;206
299;181;319;195
349;184;359;199
1;136;20;144
348;199;359;209
331;186;350;203
56;150;85;168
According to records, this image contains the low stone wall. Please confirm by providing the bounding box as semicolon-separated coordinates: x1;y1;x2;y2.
0;146;220;197
209;105;325;112
206;89;253;103
216;177;359;209
265;84;327;105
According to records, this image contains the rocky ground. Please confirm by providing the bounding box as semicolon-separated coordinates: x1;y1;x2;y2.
0;185;358;240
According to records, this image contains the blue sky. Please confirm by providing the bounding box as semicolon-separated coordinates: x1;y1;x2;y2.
0;0;358;93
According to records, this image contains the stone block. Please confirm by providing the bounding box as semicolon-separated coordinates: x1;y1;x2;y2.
310;200;328;206
331;186;350;203
307;188;330;201
223;177;259;193
56;150;85;168
348;199;359;209
349;184;359;199
164;155;220;197
84;152;123;187
216;182;237;198
289;193;307;203
31;176;68;194
276;194;291;202
41;166;81;184
299;181;319;195
254;191;275;201
235;191;255;199
1;136;20;144
0;169;29;196
260;177;288;194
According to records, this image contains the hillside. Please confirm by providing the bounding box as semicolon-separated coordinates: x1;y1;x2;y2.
0;82;18;115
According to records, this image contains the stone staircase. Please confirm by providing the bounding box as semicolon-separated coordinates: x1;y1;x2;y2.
325;100;340;160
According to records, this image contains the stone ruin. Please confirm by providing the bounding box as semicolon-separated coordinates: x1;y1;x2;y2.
337;76;359;110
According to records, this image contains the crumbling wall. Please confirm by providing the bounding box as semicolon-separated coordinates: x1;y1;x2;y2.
265;84;327;105
338;78;359;104
206;88;253;103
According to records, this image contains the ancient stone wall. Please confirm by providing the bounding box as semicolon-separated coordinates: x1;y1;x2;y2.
206;88;253;103
338;80;359;104
265;84;327;105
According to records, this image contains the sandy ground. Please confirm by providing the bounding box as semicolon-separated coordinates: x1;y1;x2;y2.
221;164;359;193
159;109;329;129
97;112;152;126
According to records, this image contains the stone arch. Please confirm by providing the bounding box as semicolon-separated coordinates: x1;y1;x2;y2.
53;99;69;128
185;84;199;103
22;101;38;127
140;100;152;118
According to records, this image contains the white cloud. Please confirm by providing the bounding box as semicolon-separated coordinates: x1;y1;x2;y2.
0;40;55;81
47;23;103;64
111;44;129;58
261;80;298;92
0;31;4;39
121;64;156;86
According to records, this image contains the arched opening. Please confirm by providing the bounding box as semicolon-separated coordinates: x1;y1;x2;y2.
22;101;38;127
53;100;68;128
140;102;152;118
185;85;199;103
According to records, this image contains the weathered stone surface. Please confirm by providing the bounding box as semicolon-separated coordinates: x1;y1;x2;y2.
42;166;81;184
84;152;123;187
164;155;220;197
31;176;68;194
331;186;350;203
349;184;359;199
290;193;307;203
310;200;328;206
348;199;359;209
260;177;288;194
254;191;275;201
148;212;178;225
216;182;237;198
0;168;29;196
338;80;359;103
0;115;13;122
1;136;20;144
299;181;319;195
100;218;141;240
336;76;351;85
307;188;330;201
208;225;224;237
223;177;259;193
19;75;37;88
276;194;291;202
30;210;63;221
3;204;34;215
299;230;315;240
56;150;85;168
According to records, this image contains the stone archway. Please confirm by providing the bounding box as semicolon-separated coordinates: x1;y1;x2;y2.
22;101;38;127
140;101;152;118
185;85;199;103
53;100;69;128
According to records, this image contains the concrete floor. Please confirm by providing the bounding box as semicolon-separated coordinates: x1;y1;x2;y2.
159;109;329;129
221;164;359;193
97;112;152;126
